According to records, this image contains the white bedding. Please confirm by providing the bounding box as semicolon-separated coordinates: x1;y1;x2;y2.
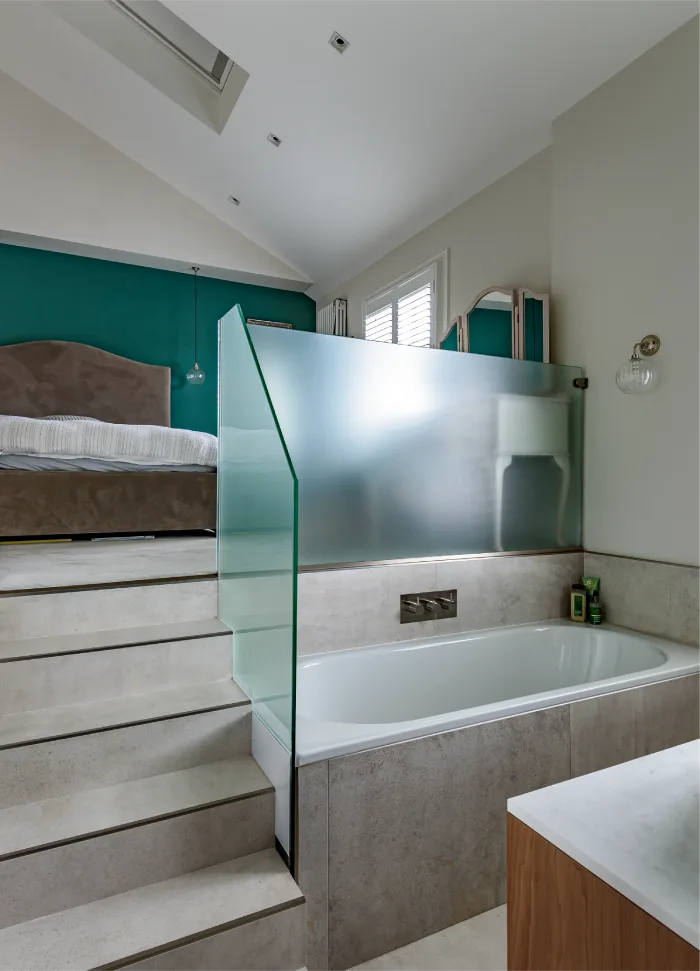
0;416;217;469
0;454;214;473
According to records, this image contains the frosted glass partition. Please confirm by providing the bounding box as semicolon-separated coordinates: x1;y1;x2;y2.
245;324;583;567
217;306;297;796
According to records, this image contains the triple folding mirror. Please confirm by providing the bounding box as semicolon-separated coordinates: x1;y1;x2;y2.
440;288;549;363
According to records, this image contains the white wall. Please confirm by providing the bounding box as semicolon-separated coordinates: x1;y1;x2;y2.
0;70;308;289
553;19;699;566
319;149;551;338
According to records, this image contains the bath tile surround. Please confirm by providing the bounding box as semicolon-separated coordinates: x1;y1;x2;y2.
297;673;699;970
570;674;700;776
296;547;699;968
327;705;570;970
584;552;699;647
297;551;583;655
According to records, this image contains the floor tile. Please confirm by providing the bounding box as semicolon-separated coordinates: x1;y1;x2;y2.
352;905;506;970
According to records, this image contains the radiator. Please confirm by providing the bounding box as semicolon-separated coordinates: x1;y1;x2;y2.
316;298;348;336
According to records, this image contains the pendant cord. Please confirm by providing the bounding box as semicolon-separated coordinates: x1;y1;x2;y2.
192;266;199;363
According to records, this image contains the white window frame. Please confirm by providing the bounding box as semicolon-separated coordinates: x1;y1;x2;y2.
362;251;448;348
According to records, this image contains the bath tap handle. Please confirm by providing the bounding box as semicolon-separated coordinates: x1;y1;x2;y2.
402;597;424;614
419;598;441;612
435;596;454;611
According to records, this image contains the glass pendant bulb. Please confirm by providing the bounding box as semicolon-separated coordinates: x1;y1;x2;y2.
616;349;658;394
187;266;205;387
186;362;206;385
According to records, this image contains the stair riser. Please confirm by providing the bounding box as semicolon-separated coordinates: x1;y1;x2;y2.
0;580;217;640
0;706;250;809
0;636;232;713
0;793;274;928
124;905;306;971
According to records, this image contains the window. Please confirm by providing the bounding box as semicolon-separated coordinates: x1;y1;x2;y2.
109;1;234;90
363;262;441;348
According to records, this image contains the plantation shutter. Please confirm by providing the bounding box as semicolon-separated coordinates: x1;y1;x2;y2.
363;265;436;347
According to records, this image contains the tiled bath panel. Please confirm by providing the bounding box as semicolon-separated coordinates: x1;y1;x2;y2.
296;674;699;971
584;552;699;647
297;551;583;655
570;674;700;776
298;705;570;971
295;761;330;971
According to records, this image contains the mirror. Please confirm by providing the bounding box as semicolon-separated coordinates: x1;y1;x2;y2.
518;289;550;363
459;287;550;362
463;288;516;358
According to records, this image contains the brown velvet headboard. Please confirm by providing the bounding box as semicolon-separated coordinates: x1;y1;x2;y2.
0;340;171;426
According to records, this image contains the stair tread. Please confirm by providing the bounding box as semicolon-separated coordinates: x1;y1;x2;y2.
0;756;271;859
0;681;248;750
0;848;303;971
0;619;231;662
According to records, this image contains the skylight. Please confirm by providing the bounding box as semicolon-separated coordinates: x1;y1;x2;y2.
109;0;234;90
51;0;248;133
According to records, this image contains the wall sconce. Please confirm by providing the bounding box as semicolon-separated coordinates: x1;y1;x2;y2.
616;334;660;394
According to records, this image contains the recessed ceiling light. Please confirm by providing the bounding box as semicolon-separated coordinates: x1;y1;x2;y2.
329;31;349;53
228;195;241;206
267;133;282;148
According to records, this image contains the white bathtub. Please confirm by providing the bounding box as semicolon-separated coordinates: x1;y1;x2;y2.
296;620;699;764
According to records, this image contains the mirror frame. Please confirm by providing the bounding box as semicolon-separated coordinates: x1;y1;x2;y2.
439;314;464;351
461;287;517;357
517;289;550;363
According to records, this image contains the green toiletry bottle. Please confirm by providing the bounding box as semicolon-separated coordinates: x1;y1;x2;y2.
570;584;587;623
589;590;603;625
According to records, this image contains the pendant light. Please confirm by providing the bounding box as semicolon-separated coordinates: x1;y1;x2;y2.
186;266;206;385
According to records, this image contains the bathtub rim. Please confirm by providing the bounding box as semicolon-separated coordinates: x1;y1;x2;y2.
294;620;699;765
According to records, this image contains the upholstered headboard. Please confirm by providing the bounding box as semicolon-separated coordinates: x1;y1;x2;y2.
0;341;171;426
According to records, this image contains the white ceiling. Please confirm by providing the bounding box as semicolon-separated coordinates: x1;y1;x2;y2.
0;1;696;296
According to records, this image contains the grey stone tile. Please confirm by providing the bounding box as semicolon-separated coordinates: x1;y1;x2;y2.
0;681;246;749
298;552;582;655
0;579;218;640
351;904;506;971
0;635;232;714
570;674;700;776
296;761;329;971
327;707;570;970
584;552;699;647
0;793;274;927
0;757;270;858
0;706;251;809
125;905;306;970
0;849;302;971
0;537;216;592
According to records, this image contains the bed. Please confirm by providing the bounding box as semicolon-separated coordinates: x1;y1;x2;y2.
0;340;216;538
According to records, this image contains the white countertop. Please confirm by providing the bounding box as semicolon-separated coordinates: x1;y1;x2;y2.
508;741;700;948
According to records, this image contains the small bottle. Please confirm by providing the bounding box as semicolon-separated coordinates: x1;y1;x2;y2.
589;590;603;625
570;584;587;623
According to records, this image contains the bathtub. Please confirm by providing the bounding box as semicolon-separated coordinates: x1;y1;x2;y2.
296;619;699;764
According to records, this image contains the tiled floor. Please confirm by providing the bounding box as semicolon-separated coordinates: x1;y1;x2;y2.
0;536;216;591
352;905;507;970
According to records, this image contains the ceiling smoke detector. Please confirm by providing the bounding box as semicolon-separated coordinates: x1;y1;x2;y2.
329;31;349;53
228;195;241;206
267;133;282;147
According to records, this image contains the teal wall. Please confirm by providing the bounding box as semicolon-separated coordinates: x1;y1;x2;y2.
0;244;315;434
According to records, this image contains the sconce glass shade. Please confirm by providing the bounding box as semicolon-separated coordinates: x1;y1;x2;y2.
616;354;658;394
186;362;206;385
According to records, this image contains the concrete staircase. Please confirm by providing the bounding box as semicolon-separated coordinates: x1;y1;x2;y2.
0;577;305;970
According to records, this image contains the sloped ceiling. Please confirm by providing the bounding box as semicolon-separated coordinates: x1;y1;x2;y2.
0;0;695;295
